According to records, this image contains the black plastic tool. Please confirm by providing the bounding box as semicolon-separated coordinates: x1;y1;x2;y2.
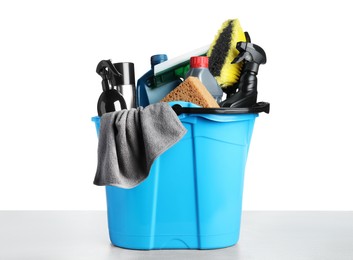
96;60;127;116
172;102;270;115
220;42;267;108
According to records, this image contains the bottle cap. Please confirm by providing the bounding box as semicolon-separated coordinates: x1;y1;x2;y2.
190;56;209;68
151;54;168;66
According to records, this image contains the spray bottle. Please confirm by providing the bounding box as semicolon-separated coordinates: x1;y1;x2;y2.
96;60;130;116
220;42;267;108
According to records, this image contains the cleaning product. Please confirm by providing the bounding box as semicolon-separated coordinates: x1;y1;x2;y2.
96;60;127;116
137;46;211;107
207;19;247;93
136;54;182;107
220;42;267;108
185;56;223;103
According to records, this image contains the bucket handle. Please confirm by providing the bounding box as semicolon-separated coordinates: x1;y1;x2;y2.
171;102;270;115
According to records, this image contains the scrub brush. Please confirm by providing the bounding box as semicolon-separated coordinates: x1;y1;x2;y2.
207;19;247;93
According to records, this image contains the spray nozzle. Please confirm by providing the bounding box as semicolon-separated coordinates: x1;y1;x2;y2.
96;60;123;91
96;60;122;77
232;42;266;70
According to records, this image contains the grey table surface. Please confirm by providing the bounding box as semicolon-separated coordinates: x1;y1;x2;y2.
0;211;352;260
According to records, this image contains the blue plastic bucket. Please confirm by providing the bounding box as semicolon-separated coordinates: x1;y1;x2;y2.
92;102;261;250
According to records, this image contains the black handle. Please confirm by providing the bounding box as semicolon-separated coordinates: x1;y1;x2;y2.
171;102;270;115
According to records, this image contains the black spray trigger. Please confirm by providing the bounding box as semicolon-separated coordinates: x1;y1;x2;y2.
232;51;253;64
244;31;251;43
232;42;266;65
96;59;123;78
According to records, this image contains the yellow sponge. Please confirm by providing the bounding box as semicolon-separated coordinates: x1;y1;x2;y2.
161;77;220;108
207;19;246;90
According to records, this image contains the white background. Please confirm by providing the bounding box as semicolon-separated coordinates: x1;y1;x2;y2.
0;0;352;210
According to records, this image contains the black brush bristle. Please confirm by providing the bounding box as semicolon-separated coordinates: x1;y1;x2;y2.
208;20;234;77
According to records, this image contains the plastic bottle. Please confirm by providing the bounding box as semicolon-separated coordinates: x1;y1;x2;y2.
220;42;267;108
136;54;183;107
185;56;223;103
96;59;128;116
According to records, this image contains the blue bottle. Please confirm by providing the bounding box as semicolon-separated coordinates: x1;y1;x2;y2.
136;54;183;107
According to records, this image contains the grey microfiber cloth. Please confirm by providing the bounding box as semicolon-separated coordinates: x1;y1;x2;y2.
94;102;187;188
